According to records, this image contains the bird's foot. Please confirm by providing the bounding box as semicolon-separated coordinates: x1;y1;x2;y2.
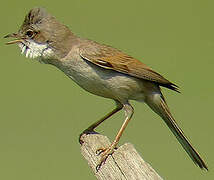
96;142;118;172
79;128;98;144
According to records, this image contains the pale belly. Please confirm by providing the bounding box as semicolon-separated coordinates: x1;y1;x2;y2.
58;57;146;102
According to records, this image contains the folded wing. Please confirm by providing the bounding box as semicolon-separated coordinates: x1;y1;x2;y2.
79;41;179;92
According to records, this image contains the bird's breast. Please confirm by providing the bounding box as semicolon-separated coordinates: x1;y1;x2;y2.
57;54;146;102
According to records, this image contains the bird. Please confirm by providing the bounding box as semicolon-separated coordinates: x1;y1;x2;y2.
4;7;208;170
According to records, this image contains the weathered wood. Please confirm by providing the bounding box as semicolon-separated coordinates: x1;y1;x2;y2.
80;134;163;180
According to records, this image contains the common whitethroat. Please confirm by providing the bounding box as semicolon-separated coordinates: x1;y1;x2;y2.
4;7;208;170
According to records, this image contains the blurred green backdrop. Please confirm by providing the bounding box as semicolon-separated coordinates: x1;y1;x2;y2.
1;0;213;179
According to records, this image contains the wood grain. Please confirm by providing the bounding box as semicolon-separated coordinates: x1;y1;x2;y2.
80;133;163;180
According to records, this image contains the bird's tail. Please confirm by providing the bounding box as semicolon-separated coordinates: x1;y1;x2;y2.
146;93;208;170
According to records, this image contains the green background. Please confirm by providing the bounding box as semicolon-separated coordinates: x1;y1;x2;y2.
1;0;213;179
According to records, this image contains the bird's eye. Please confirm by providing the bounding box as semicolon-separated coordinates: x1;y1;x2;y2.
25;30;34;38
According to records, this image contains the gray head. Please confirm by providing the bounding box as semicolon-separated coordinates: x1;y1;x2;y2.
5;7;75;59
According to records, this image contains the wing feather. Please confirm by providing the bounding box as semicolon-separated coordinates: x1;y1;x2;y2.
79;41;179;92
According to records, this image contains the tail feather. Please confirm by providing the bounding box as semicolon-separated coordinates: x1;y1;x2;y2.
146;93;208;170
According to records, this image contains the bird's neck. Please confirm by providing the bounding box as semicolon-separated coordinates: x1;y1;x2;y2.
50;30;80;59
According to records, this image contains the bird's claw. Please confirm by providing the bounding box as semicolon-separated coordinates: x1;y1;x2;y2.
95;145;117;172
79;129;98;144
96;148;106;156
96;149;110;172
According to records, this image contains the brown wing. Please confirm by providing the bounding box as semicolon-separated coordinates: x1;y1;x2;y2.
79;41;179;92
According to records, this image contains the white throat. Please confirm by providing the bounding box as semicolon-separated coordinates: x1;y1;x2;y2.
18;40;54;59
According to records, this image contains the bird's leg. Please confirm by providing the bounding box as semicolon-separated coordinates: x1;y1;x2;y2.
79;101;123;143
96;103;134;171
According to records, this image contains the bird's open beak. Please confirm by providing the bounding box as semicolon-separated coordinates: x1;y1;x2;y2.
4;33;23;45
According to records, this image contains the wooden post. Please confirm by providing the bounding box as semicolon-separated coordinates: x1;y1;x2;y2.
80;134;163;180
